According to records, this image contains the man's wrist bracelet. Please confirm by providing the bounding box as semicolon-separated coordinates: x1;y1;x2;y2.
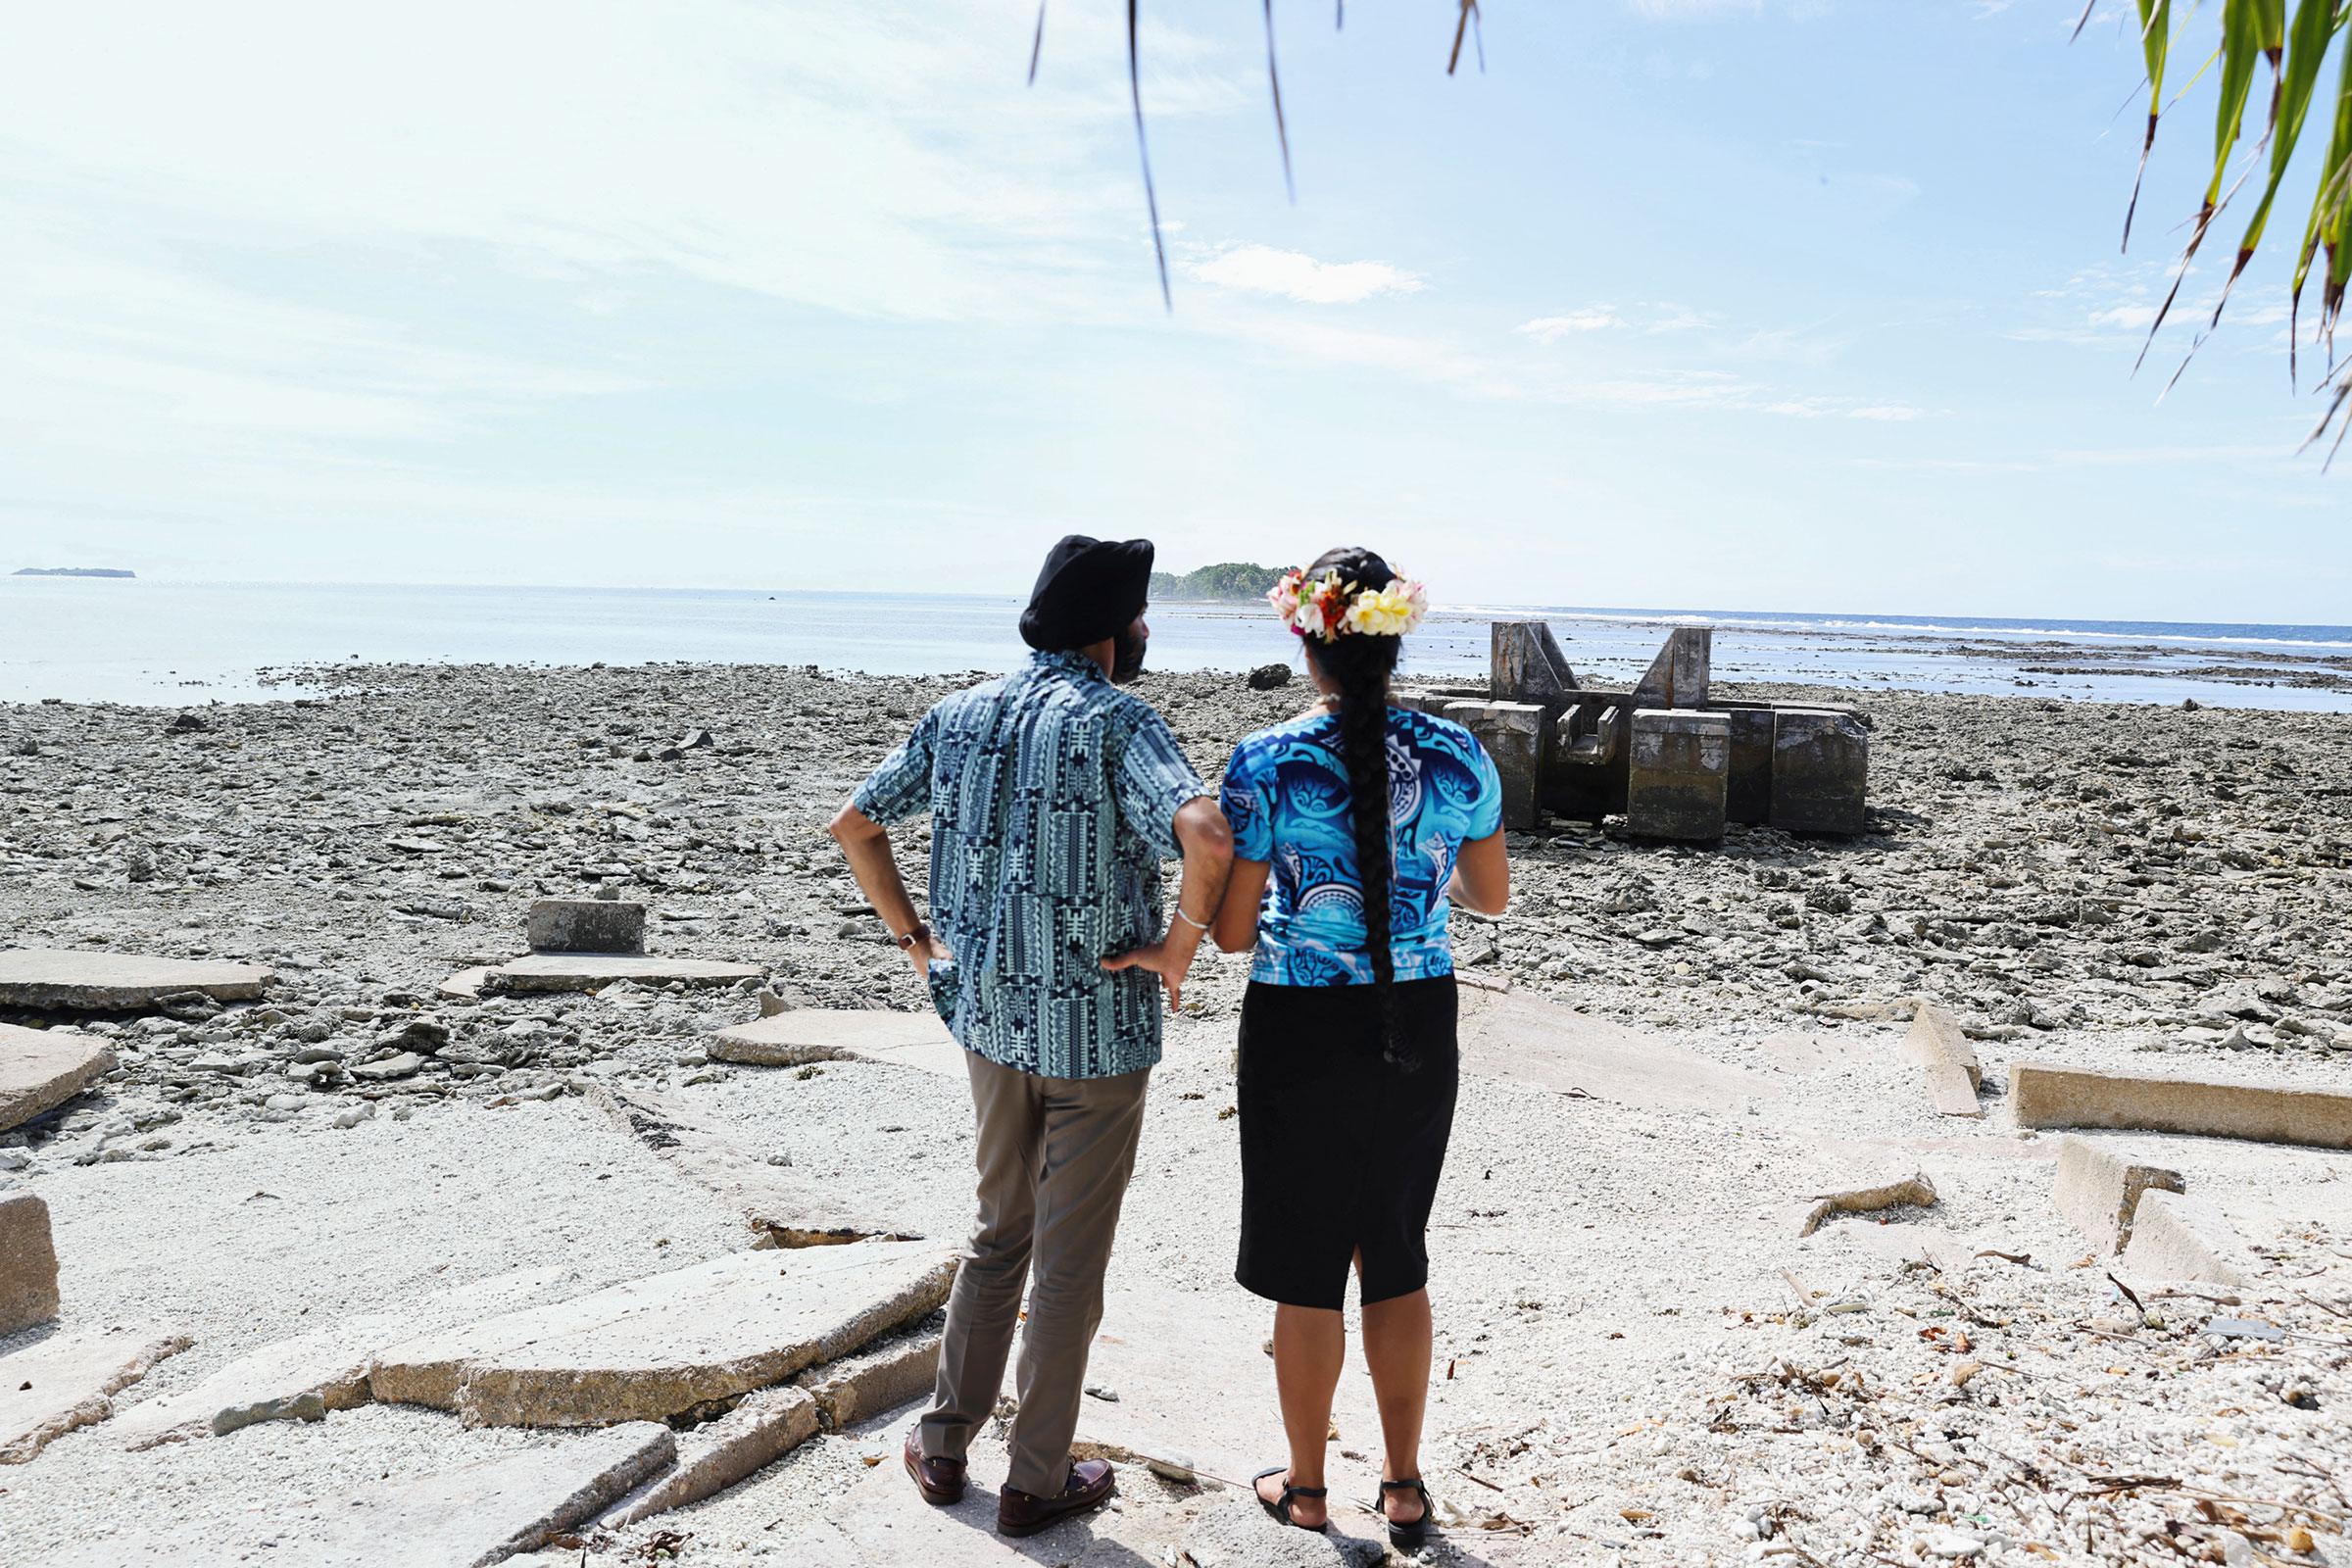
896;922;931;952
1171;906;1209;932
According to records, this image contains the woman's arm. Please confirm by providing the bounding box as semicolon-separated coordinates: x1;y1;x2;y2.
1446;830;1510;917
1211;858;1272;953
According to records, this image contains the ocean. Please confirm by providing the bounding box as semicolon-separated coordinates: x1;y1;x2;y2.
5;577;2350;712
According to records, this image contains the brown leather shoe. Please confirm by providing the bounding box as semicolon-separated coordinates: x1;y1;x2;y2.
904;1429;965;1506
997;1459;1115;1538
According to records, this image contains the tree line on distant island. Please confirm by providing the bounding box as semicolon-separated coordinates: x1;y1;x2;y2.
13;567;134;578
1149;563;1282;602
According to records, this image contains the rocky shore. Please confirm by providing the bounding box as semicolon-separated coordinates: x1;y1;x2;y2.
0;662;2346;1568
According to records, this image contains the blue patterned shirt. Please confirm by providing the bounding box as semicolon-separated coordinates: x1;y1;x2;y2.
1219;708;1502;987
852;651;1211;1079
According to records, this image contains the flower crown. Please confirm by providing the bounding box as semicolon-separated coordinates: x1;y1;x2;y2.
1266;565;1430;643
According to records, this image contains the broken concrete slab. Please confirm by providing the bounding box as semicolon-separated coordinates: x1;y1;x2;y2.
795;1320;943;1430
1631;626;1712;710
710;1008;968;1078
112;1263;580;1450
2051;1136;2184;1255
2119;1190;2254;1288
466;954;762;996
525;899;645;956
1456;986;1780;1115
0;1325;190;1463
0;949;272;1010
0;1191;60;1335
369;1240;956;1428
1901;1003;1984;1118
68;1420;675;1568
1183;1494;1386;1568
1626;709;1729;841
0;1023;118;1135
594;1082;921;1247
2010;1061;2352;1150
1770;708;1869;835
597;1384;818;1528
1796;1170;1937;1238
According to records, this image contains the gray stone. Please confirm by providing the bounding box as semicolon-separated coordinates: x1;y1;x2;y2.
1630;625;1711;710
68;1421;675;1567
2010;1060;2352;1150
0;1325;190;1464
1626;709;1729;841
466;955;762;996
0;950;272;1010
2050;1136;2184;1254
597;1385;818;1528
710;1009;966;1077
1770;709;1869;835
2119;1190;2254;1287
0;1022;117;1134
0;1191;60;1334
1181;1495;1385;1568
525;899;645;956
1245;663;1292;690
794;1322;943;1429
368;1240;956;1427
351;1052;423;1082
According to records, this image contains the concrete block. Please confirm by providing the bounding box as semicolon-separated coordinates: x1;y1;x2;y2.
0;1191;60;1334
368;1240;956;1427
0;1325;190;1464
0;1023;118;1134
2051;1136;2184;1254
1770;709;1869;835
1901;1003;1984;1118
710;1009;965;1078
2010;1061;2352;1150
1444;701;1548;833
468;955;762;996
68;1421;676;1567
1490;621;1577;706
1719;704;1777;824
795;1323;943;1429
525;899;645;955
1542;698;1631;822
2118;1190;2253;1287
1631;627;1711;709
1626;709;1728;841
0;951;271;1010
598;1386;818;1528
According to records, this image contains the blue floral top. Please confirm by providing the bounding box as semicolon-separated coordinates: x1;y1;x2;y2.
1218;707;1502;987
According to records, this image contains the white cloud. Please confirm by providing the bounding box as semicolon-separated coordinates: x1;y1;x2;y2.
1516;308;1621;343
1188;245;1425;305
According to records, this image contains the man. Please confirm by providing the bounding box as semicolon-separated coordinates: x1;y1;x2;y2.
829;535;1234;1538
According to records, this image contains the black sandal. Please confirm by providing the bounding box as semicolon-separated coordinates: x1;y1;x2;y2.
1375;1477;1433;1548
1252;1466;1329;1533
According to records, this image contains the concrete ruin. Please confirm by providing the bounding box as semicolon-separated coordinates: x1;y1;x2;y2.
1403;623;1870;838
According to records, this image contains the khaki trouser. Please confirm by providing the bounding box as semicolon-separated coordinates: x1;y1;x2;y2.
917;1050;1150;1498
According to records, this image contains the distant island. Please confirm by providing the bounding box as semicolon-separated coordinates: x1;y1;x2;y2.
1150;562;1283;602
14;567;134;578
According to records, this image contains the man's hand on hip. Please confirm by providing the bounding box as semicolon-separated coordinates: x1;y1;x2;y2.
1101;933;1201;1013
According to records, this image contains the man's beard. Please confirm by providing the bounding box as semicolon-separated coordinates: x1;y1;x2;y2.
1109;622;1149;685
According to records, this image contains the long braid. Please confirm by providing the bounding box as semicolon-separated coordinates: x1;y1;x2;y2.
1305;548;1414;1072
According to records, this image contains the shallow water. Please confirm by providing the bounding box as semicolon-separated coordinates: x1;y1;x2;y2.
4;577;2348;711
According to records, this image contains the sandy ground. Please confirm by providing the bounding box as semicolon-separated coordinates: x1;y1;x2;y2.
2;663;2348;1567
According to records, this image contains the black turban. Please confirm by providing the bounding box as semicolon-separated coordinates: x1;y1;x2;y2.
1018;535;1154;653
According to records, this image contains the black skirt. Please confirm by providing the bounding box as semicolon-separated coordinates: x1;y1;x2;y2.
1234;975;1460;1311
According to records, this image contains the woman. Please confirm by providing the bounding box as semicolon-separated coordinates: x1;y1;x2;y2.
1211;548;1511;1546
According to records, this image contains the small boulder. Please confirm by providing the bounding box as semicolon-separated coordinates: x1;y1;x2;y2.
1246;663;1293;691
0;1191;61;1335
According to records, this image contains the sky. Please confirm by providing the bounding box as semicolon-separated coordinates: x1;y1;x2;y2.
0;0;2346;624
